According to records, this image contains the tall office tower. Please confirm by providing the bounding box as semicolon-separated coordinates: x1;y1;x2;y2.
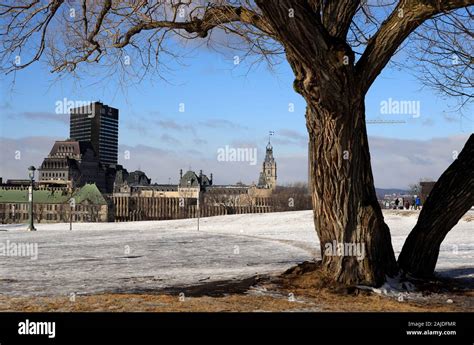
70;102;119;166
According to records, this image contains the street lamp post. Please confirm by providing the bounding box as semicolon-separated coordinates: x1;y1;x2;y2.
69;197;76;231
27;166;36;231
197;188;200;232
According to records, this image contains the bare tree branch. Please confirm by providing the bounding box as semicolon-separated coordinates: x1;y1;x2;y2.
356;0;474;93
403;8;473;103
0;1;277;75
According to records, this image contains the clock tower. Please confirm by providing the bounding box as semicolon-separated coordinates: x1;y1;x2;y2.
258;140;277;190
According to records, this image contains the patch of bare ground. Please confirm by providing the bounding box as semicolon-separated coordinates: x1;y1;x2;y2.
0;262;471;312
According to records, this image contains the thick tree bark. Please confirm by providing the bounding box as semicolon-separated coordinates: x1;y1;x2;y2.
287;43;399;287
305;99;398;286
398;134;474;278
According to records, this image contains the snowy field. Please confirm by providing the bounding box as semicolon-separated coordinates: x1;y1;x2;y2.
0;210;472;297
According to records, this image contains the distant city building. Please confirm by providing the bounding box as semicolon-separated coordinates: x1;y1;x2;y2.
179;169;212;188
258;140;277;190
113;167;151;194
115;140;278;203
2;125;286;223
0;183;108;223
175;169;212;198
70;101;119;166
38;139;107;192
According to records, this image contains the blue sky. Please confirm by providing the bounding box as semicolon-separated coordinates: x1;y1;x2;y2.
0;45;471;188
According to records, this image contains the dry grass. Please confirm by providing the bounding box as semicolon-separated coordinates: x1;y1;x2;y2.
0;291;467;313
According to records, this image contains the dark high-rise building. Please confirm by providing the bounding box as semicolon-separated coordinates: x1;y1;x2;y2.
70;102;118;166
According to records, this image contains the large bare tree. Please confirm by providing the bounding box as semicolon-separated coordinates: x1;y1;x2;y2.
1;0;472;286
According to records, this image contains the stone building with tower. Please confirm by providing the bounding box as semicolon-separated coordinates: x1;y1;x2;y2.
258;140;277;190
114;140;277;204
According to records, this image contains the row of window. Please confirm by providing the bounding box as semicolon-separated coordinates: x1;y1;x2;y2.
70;127;92;133
100;120;118;127
40;214;96;221
42;163;68;169
70;126;92;132
5;213;66;221
100;116;118;122
7;203;28;210
41;172;67;178
6;204;94;212
51;152;78;159
70;132;92;137
70;125;92;130
99;139;118;146
99;138;118;143
99;141;118;147
8;213;28;220
99;132;118;139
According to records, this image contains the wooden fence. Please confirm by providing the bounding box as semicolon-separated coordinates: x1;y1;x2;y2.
109;196;309;222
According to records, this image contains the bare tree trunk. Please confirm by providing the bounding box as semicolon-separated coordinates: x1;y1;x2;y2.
306;100;398;286
256;0;400;286
398;134;474;278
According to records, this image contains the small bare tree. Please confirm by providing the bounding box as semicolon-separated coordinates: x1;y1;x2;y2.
272;183;312;211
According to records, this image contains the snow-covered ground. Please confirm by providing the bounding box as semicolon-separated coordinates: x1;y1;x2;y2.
0;210;472;297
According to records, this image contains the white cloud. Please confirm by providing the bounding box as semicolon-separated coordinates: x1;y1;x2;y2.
0;134;470;189
369;134;470;188
0;136;62;181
